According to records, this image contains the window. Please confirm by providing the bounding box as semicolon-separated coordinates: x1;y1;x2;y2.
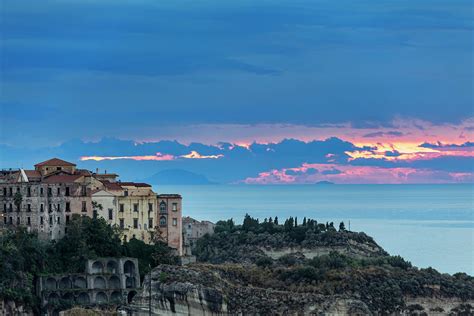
48;187;52;196
82;201;87;212
9;188;13;196
16;203;20;212
27;204;31;212
65;202;70;212
57;217;60;224
159;216;167;227
108;209;113;220
17;187;20;192
17;217;20;225
160;202;167;213
40;217;44;225
2;188;6;196
40;204;44;212
27;187;31;197
3;217;6;224
57;167;62;171
9;217;13;224
81;186;87;196
148;203;153;212
133;218;138;229
3;204;6;213
9;204;13;212
172;218;178;226
27;217;31;225
57;188;61;196
133;203;139;212
124;190;128;197
57;203;61;212
65;187;70;196
66;215;70;224
49;216;53;225
172;203;178;212
49;204;52;213
119;219;124;229
119;204;124;212
148;218;153;229
40;187;44;196
144;224;147;230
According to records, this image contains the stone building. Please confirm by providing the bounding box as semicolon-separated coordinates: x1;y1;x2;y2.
182;217;215;254
37;257;140;309
0;158;183;254
158;194;183;256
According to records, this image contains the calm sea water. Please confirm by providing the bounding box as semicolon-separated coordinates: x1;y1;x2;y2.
155;184;474;275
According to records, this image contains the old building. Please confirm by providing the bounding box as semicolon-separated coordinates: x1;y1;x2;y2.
182;217;215;254
158;194;183;256
0;158;183;254
37;257;140;309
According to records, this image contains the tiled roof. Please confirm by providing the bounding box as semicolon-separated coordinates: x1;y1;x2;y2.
101;180;123;191
24;170;41;179
35;158;76;167
158;194;182;198
119;182;151;187
42;174;82;184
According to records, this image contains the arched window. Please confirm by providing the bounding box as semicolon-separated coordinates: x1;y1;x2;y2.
159;201;167;213
159;216;167;227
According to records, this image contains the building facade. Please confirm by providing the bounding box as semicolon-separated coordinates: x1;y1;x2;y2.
182;216;215;255
0;158;183;254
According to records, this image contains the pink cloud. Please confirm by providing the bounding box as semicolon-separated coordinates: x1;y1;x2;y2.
81;151;224;162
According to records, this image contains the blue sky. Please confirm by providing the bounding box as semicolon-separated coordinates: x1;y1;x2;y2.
0;0;473;183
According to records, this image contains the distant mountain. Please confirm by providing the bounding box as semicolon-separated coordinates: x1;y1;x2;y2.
141;169;217;185
314;180;335;185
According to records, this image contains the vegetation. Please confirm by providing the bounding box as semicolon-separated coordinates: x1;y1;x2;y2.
193;214;474;314
0;215;178;310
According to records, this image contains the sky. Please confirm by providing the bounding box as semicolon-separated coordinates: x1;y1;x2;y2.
0;0;473;184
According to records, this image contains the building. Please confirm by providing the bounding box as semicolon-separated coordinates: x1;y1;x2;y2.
0;158;183;254
37;257;140;309
182;216;215;255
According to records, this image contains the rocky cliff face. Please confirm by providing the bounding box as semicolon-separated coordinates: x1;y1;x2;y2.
124;265;473;316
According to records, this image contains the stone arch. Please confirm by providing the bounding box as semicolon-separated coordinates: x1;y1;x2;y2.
73;276;87;289
126;276;136;288
62;292;74;302
45;277;57;290
123;260;136;276
159;216;167;227
76;292;90;305
48;293;59;304
91;260;104;274
59;277;71;289
159;201;167;213
95;292;108;304
127;291;137;304
94;276;106;289
110;291;122;303
106;260;118;274
109;275;121;288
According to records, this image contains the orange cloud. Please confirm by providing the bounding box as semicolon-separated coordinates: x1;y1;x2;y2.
81;153;176;161
180;151;224;159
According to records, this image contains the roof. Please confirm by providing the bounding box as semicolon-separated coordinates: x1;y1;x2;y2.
158;194;182;198
42;174;83;184
24;170;41;178
101;180;123;191
119;182;151;187
35;158;76;167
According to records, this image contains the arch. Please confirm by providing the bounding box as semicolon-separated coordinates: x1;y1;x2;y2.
73;276;87;289
76;292;90;305
106;260;118;274
95;292;108;304
159;216;167;227
94;276;106;289
91;260;104;274
159;201;167;213
48;293;59;304
62;292;74;302
123;260;136;276
127;291;137;304
109;275;121;289
126;276;136;289
59;277;71;289
45;277;57;290
110;291;122;303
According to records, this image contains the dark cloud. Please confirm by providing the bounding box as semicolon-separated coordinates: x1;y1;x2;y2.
419;141;474;149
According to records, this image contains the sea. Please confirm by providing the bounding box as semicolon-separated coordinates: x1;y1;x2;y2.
155;184;474;275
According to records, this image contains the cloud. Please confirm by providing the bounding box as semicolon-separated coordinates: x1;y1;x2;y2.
363;131;404;138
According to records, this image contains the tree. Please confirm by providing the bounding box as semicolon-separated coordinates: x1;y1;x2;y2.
91;201;103;219
274;216;279;225
14;191;23;211
339;222;346;231
302;217;307;226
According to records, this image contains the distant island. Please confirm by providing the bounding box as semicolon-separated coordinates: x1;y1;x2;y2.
141;169;217;185
314;180;335;185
